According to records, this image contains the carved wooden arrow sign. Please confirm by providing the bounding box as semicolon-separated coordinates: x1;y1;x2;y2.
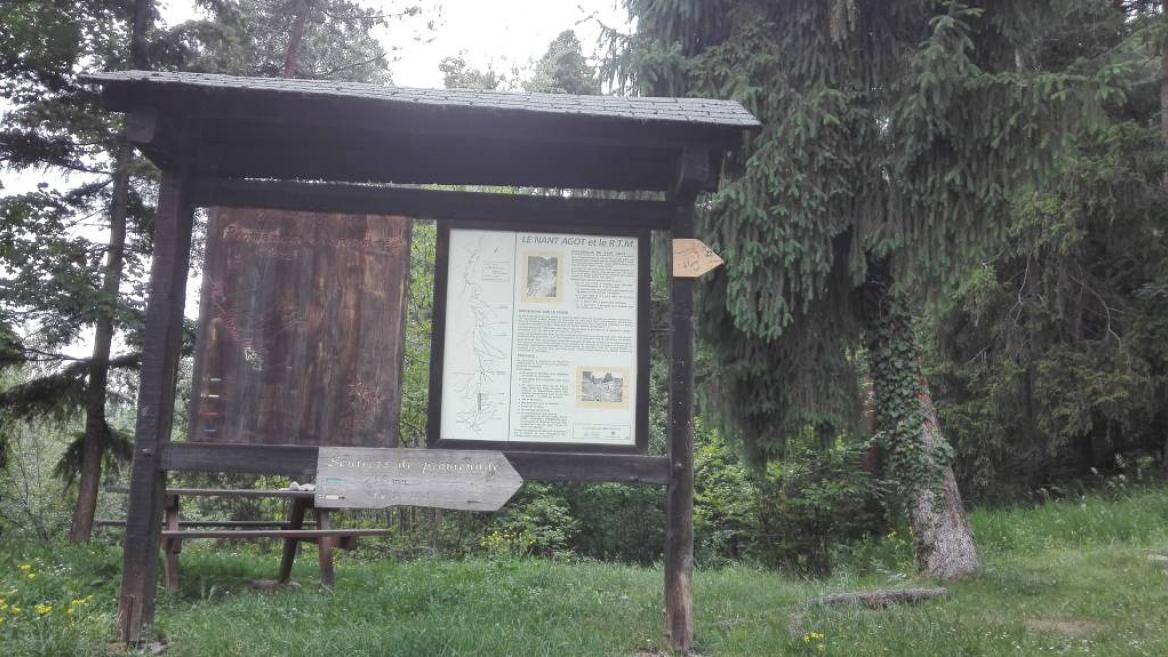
672;238;724;278
314;447;523;512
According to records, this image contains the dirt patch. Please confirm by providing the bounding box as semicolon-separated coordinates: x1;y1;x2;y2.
1025;618;1105;637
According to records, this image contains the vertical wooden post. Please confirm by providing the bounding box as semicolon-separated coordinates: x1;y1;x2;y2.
665;147;709;654
162;494;181;591
314;508;335;589
278;497;311;583
118;168;194;644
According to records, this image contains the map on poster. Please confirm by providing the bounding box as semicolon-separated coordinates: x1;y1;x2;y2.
440;229;639;445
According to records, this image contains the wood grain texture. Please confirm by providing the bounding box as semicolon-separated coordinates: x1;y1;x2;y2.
314;509;335;588
176;138;683;191
159;529;388;539
97;519;306;528
117;168;194;643
162;495;181;591
188;178;674;230
671;239;724;279
162;442;671;484
665;194;698;654
278;497;310;583
189;208;410;447
161;487;314;498
315;447;523;512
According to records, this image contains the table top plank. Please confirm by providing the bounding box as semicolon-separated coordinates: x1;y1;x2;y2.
164;486;317;495
161;529;387;539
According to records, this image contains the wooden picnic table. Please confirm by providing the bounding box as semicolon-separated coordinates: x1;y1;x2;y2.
105;487;388;589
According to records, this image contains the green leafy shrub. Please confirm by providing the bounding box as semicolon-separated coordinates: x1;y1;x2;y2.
492;484;579;558
562;483;664;564
693;425;755;565
750;441;882;575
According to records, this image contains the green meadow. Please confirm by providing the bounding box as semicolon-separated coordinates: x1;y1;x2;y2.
4;488;1168;656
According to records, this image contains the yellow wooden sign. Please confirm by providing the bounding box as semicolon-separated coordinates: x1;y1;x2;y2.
672;239;724;278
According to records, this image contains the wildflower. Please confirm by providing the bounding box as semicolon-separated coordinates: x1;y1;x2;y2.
34;603;52;616
67;596;91;619
11;605;22;614
0;598;7;612
17;563;32;573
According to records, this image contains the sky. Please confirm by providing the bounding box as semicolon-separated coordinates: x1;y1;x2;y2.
158;0;630;88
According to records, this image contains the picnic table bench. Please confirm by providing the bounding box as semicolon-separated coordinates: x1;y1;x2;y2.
100;487;389;589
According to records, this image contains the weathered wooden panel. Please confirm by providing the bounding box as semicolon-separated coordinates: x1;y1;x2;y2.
315;447;523;511
189;208;410;447
161;442;672;484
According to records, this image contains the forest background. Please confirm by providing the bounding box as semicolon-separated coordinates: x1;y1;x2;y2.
1;0;1167;581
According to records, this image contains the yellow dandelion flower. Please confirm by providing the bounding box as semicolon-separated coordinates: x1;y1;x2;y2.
18;563;32;573
11;605;23;614
34;603;52;616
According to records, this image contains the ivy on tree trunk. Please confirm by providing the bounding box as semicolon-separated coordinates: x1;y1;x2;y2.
863;264;977;579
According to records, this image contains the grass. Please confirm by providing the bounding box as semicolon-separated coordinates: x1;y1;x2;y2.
3;488;1168;656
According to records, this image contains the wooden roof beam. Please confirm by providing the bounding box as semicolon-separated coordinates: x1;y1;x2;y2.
188;178;675;230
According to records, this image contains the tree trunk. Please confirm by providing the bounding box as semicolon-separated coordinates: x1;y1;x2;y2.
1161;0;1167;191
907;376;979;579
68;0;150;543
282;0;312;78
69;141;131;543
1160;0;1167;467
863;264;978;580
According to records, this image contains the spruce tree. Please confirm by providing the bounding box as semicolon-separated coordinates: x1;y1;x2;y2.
613;0;1121;578
526;30;601;95
924;1;1168;496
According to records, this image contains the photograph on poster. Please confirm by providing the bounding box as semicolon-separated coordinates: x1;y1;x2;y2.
523;252;561;302
579;368;627;407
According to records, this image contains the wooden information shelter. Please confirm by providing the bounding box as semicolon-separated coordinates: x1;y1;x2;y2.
85;70;758;652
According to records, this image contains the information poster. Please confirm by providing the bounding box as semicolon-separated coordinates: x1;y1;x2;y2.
440;229;639;445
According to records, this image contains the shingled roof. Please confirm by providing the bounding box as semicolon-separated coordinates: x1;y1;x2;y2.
85;71;760;129
84;70;759;191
